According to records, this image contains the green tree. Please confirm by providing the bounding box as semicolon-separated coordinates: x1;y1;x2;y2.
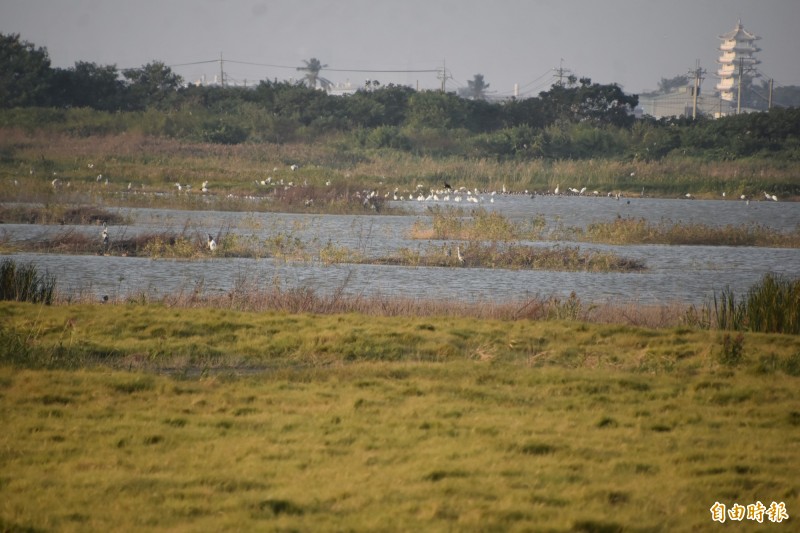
49;61;123;110
296;58;332;90
406;90;467;129
0;33;52;107
539;78;638;128
122;61;183;110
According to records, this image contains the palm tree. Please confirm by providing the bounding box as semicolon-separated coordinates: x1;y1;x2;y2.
297;58;332;90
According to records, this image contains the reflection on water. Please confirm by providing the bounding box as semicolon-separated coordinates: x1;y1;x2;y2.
2;196;799;306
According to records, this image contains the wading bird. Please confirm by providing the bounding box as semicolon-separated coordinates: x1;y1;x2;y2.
101;223;109;250
207;234;217;251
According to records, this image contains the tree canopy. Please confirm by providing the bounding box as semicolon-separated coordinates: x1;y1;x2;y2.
2;32;799;162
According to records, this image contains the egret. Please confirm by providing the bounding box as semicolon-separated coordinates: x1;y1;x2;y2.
771;194;778;202
456;245;464;264
201;180;209;193
101;223;109;249
207;234;218;251
579;187;587;195
290;164;298;171
554;184;560;195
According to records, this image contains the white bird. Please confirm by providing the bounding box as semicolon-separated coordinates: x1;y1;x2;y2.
101;223;109;249
456;245;464;264
771;194;778;202
290;164;298;171
201;180;209;193
207;234;217;251
175;182;183;191
579;187;587;195
763;191;771;200
554;184;560;195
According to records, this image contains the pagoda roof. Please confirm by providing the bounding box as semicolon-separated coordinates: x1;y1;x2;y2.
719;20;760;41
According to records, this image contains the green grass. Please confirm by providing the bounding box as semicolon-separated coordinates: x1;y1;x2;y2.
1;342;799;530
2;302;799;530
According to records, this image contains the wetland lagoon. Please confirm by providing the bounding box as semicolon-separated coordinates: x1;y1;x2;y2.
3;174;800;532
3;193;799;307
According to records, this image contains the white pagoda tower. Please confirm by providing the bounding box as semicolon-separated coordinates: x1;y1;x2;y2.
716;20;760;102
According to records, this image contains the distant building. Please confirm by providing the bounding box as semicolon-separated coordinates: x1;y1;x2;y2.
637;87;725;119
639;20;764;119
716;20;761;103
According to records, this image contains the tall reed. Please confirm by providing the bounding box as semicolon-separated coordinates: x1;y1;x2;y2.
712;273;800;334
0;259;56;304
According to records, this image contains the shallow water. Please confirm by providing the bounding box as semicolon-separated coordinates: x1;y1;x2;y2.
2;195;799;306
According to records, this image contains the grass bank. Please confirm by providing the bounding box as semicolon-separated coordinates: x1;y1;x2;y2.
1;301;799;531
2;130;798;208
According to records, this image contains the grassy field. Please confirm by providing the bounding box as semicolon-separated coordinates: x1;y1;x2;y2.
1;301;799;531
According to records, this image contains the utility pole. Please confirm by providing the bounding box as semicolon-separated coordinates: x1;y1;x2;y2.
219;52;225;87
768;78;773;109
553;58;572;86
736;57;743;114
437;59;452;92
688;60;706;120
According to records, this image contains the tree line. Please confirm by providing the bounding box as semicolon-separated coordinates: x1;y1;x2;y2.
2;33;799;161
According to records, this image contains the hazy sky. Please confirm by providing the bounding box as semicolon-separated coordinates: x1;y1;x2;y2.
2;0;799;96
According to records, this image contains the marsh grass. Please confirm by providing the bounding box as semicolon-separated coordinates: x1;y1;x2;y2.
374;241;645;272
3;131;798;211
0;204;127;225
5;221;643;271
579;217;800;247
414;208;800;248
707;274;800;334
1;304;799;531
0;259;55;304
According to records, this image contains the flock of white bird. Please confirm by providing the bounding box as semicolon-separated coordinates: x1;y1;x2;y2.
31;161;788;255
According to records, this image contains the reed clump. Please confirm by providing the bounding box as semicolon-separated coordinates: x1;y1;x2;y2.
580;217;800;247
708;273;800;334
0;259;56;304
416;209;800;248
